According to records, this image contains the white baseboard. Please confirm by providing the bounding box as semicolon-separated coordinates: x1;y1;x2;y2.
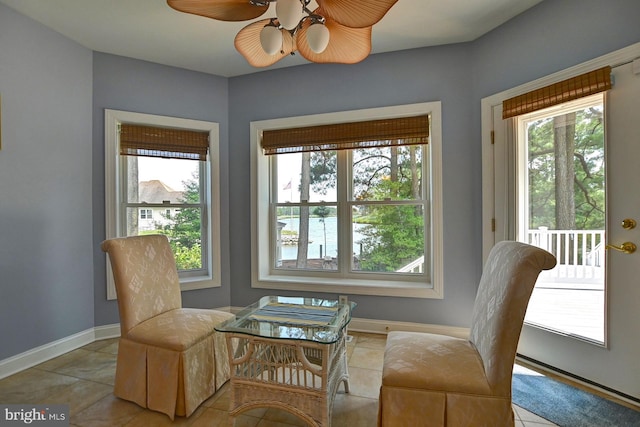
0;328;97;380
348;317;470;339
0;309;467;380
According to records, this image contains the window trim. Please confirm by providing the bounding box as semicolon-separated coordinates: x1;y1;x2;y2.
250;102;443;298
104;109;222;300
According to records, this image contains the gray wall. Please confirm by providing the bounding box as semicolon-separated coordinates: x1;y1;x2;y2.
227;0;640;326
0;4;93;359
1;0;639;360
228;44;480;326
91;53;232;326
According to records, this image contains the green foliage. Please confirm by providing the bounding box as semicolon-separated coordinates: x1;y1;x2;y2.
157;169;203;270
527;106;605;230
172;243;202;270
357;179;424;272
312;205;331;219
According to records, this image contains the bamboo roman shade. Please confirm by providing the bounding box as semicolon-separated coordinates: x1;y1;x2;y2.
502;66;612;119
261;115;429;155
119;124;209;160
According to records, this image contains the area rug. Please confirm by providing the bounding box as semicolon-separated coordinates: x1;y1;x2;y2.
512;365;640;426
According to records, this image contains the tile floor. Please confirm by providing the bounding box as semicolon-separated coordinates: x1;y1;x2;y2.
0;332;558;426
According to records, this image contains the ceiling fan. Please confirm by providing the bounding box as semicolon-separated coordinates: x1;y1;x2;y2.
167;0;398;68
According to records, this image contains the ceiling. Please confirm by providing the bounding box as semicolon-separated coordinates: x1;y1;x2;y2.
0;0;543;77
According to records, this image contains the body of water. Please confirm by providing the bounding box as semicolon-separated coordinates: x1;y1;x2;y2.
278;216;364;260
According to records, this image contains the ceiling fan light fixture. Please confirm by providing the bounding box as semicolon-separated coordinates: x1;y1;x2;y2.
276;0;303;30
306;22;330;53
168;0;398;67
260;24;283;55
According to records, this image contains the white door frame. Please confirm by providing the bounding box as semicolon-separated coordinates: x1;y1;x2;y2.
481;42;640;403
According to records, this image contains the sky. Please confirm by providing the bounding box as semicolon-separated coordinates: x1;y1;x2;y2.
137;156;197;191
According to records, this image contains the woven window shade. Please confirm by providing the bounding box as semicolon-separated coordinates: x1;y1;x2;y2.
261;115;429;155
502;66;612;119
120;124;209;160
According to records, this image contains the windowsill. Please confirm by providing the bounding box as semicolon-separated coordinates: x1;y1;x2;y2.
252;273;442;299
180;275;221;292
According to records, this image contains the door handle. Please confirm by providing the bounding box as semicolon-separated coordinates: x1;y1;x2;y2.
605;242;637;254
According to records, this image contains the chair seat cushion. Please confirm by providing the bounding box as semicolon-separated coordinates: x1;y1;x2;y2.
126;308;234;351
382;331;492;396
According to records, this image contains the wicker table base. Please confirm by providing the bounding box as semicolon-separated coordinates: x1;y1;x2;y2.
224;332;350;427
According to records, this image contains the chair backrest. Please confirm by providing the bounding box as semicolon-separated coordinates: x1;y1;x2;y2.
469;241;556;395
101;234;182;336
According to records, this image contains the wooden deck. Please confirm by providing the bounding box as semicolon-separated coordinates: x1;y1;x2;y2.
525;277;605;343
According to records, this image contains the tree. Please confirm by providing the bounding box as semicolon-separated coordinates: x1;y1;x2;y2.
527;105;605;231
313;205;331;256
355;146;424;271
296;152;311;268
554;113;576;230
159;169;202;270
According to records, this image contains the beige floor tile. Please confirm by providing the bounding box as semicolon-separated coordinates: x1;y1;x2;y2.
348;346;385;370
352;333;387;351
53;351;117;385
95;340;119;355
44;379;113;414
515;405;557;426
71;393;143;426
331;394;379;427
256;420;301;427
346;366;382;399
262;408;308;426
0;368;79;403
191;408;261;427
81;338;119;352
34;348;94;372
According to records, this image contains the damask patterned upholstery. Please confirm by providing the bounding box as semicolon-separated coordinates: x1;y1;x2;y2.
101;234;235;419
378;241;556;426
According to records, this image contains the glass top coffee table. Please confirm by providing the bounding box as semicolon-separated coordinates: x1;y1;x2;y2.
215;296;356;427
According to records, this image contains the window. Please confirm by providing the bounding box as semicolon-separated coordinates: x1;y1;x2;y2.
105;110;221;299
251;103;443;298
516;93;605;343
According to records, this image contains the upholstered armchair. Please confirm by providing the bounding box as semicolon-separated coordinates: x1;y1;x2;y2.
101;234;235;419
378;241;556;427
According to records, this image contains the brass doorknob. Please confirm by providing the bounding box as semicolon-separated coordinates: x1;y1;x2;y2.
605;242;637;254
621;218;637;230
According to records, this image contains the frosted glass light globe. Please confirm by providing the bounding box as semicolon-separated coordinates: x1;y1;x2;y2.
260;25;282;55
276;0;302;30
306;23;330;53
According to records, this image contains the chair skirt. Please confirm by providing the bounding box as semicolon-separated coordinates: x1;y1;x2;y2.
378;331;515;427
114;310;234;419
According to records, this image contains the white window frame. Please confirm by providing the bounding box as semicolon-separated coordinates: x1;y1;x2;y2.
104;109;222;300
250;102;443;298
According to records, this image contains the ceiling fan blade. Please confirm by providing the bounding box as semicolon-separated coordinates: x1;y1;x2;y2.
167;0;269;22
297;14;371;64
234;19;297;67
316;0;398;28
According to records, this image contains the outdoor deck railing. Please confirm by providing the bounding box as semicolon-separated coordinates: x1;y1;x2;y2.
396;228;605;284
526;228;605;283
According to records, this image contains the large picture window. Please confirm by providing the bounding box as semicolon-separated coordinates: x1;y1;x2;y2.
251;103;443;298
105;110;221;299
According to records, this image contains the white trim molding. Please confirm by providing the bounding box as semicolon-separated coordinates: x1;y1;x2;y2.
250;102;444;299
104;109;222;300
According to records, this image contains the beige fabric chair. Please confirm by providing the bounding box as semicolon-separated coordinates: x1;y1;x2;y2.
101;234;235;420
378;241;556;427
